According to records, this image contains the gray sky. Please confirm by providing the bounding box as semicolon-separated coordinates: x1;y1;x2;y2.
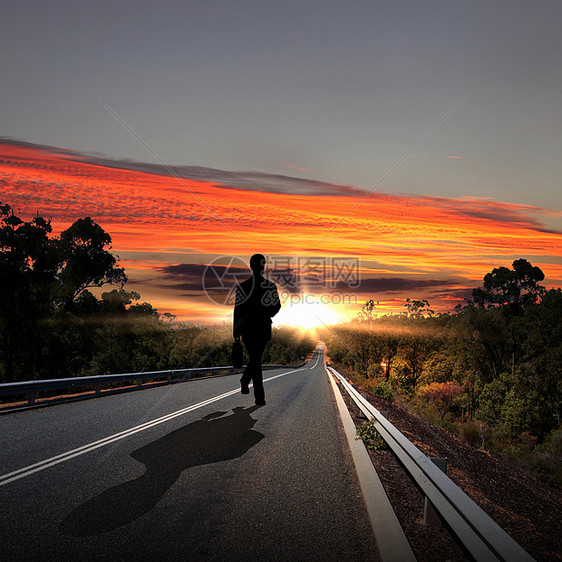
2;0;561;212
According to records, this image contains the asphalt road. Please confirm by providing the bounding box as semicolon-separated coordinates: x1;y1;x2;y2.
0;345;378;561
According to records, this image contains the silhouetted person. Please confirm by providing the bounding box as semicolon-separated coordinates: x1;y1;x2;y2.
233;254;281;405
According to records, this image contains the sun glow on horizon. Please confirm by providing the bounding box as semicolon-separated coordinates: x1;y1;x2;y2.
274;301;342;330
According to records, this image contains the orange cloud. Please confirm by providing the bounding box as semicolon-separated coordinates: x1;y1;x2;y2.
1;140;561;322
278;163;313;172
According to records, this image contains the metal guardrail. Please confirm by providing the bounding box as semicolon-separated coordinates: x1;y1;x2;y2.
327;366;535;562
0;364;295;410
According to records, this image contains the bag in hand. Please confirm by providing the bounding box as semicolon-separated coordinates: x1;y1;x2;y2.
231;339;244;368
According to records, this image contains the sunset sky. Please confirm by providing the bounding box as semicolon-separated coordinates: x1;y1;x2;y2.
1;2;561;327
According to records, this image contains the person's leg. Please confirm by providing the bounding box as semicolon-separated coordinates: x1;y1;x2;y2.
240;341;252;393
240;336;257;393
243;338;267;404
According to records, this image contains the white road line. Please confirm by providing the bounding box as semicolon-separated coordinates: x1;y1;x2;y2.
0;365;305;487
308;352;320;370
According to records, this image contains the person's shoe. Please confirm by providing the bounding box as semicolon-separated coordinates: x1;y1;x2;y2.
255;400;266;406
241;383;249;395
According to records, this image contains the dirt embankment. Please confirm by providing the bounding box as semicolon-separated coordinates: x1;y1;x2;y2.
339;381;562;561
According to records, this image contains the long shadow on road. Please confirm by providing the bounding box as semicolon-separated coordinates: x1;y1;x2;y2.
60;405;264;537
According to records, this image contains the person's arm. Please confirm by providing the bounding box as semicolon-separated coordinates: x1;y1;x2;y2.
233;284;242;338
267;283;281;318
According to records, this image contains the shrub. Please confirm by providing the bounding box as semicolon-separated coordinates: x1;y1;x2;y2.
459;420;489;449
389;358;415;397
365;379;394;402
418;381;463;422
534;426;562;487
356;418;387;450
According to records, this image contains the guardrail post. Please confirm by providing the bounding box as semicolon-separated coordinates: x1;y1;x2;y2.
424;457;448;526
28;391;35;406
95;384;101;395
137;379;143;388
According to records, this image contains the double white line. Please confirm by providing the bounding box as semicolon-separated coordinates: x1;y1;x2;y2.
0;367;303;487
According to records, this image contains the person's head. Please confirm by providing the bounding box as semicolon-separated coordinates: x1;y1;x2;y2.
250;253;266;276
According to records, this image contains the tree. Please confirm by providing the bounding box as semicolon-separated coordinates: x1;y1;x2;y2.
355;299;381;377
399;331;434;387
57;217;127;309
377;315;401;381
516;288;562;440
0;203;58;380
357;299;378;325
471;259;545;312
471;259;546;378
404;298;434;318
0;205;130;381
100;289;141;314
162;312;176;324
460;305;509;380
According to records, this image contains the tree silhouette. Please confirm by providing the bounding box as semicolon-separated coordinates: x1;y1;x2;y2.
471;259;545;312
0;203;59;380
471;259;546;377
57;217;127;309
0;204;128;381
404;298;434;318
